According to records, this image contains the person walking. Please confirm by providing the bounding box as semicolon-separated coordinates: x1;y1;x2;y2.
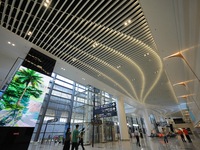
182;128;192;143
134;129;140;147
139;128;143;138
63;128;71;150
177;129;186;142
78;128;85;150
162;128;168;144
71;124;80;150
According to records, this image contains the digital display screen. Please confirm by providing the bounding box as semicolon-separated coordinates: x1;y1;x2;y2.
0;66;51;127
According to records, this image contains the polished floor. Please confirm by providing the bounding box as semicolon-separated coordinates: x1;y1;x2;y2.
28;135;200;150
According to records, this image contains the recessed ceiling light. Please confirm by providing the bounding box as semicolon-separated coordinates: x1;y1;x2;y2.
72;58;77;62
124;19;132;26
12;43;15;46
127;19;131;24
44;2;48;7
44;0;51;7
27;31;32;36
117;65;121;69
92;42;99;48
124;22;128;26
8;41;11;44
144;54;146;57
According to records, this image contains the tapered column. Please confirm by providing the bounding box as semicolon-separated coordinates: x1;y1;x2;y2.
116;96;129;140
142;109;153;135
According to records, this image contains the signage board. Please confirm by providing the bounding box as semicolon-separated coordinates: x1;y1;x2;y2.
94;102;117;117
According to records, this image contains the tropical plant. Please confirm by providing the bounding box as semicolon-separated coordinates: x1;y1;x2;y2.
15;68;43;106
0;68;44;126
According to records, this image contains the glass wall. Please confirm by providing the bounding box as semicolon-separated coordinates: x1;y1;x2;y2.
31;73;118;145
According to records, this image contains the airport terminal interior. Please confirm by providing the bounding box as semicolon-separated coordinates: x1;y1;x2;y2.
0;0;200;150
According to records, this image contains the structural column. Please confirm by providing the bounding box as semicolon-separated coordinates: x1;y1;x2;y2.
116;96;129;140
142;109;153;135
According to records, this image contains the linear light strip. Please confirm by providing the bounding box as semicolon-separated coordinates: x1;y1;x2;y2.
112;33;151;57
96;1;133;26
55;1;115;52
31;0;60;41
99;42;160;100
101;5;140;32
20;0;38;36
36;1;145;61
1;0;8;26
22;2;43;38
76;31;144;65
45;0;100;51
5;14;154;83
108;31;151;57
47;0;93;53
85;5;141;45
15;1;31;34
6;0;15;28
120;13;144;33
39;0;75;48
98;15;145;47
67;12;145;61
36;0;70;46
125;19;147;37
56;37;140;100
98;27;147;55
28;6;50;41
5;0;152;55
50;0;107;53
0;0;161;102
64;38;144;99
45;0;83;51
54;1;129;56
11;0;24;31
73;0;123;39
89;1;119;24
84;0;115;22
71;58;135;99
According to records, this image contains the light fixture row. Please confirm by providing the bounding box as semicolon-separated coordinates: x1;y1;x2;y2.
8;41;15;46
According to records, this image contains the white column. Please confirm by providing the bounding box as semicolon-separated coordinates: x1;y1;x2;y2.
116;96;129;140
142;109;153;136
83;92;92;144
83;106;90;144
101;120;105;142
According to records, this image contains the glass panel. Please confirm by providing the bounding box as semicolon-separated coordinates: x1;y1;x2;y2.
56;75;74;84
55;80;73;89
51;90;72;99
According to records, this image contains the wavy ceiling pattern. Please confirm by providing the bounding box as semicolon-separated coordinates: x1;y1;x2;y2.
0;0;166;103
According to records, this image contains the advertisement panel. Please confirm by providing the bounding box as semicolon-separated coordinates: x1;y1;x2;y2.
0;66;51;127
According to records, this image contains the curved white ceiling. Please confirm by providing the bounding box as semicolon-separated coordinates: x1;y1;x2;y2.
2;0;195;116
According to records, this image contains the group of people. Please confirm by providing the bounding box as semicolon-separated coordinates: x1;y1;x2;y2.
161;127;192;144
63;124;85;150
